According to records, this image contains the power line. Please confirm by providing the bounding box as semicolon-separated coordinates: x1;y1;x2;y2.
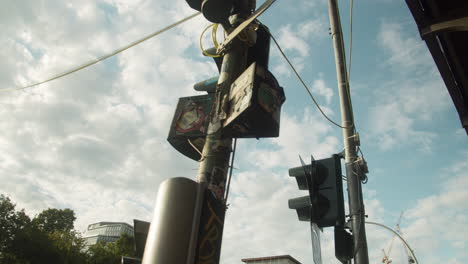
348;0;354;81
346;0;357;134
269;32;352;129
1;12;201;93
224;138;237;206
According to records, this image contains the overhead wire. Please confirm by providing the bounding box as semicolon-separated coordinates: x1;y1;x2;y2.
269;33;351;129
348;0;354;81
346;0;370;187
1;12;201;93
345;0;357;134
351;169;366;257
224;138;237;208
334;0;356;132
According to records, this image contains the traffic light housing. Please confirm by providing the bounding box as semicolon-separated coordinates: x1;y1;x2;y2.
185;0;234;23
222;62;285;138
288;154;345;228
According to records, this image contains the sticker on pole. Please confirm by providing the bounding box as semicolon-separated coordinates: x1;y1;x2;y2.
311;222;323;264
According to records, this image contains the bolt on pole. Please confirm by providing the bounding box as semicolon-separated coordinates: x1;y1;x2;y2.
187;2;254;264
327;0;370;264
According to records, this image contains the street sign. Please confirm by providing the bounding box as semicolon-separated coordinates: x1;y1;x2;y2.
168;95;214;161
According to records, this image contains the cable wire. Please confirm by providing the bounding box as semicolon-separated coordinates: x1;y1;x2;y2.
1;12;201;92
346;0;357;134
187;138;203;158
269;33;352;129
348;0;354;81
212;23;220;49
224;138;237;208
200;23;222;58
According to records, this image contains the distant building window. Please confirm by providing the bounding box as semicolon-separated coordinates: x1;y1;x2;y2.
83;222;134;249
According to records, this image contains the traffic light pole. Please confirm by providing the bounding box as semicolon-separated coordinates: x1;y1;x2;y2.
327;0;369;264
188;2;253;264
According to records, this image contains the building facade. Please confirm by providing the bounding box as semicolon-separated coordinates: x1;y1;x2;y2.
83;222;134;248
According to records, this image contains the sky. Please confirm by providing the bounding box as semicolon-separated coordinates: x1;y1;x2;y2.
1;0;467;263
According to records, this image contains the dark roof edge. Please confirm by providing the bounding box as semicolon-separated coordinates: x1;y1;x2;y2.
241;255;302;264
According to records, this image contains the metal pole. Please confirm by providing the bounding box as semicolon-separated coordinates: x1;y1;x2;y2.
365;221;419;264
327;1;369;264
141;178;198;264
188;2;253;264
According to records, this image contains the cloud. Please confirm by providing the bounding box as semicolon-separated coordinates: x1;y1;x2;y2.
1;2;465;264
221;168;327;264
368;100;437;151
311;76;334;105
360;153;468;264
0;0;205;233
401;153;468;263
378;22;434;73
243;108;340;170
407;154;468;235
276;18;327;58
367;21;450;151
277;25;310;56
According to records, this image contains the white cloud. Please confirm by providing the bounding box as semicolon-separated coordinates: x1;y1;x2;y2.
221;168;332;264
298;19;327;38
401;153;468;263
1;2;466;264
277;25;310;57
0;0;204;233
358;153;468;264
368;21;450;151
311;76;334;105
369;101;437;151
244;109;340;169
378;22;433;72
276;18;327;58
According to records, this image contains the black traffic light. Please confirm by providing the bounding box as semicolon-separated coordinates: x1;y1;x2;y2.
185;0;234;23
288;154;345;228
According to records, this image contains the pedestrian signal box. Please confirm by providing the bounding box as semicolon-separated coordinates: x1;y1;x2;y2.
223;62;285;138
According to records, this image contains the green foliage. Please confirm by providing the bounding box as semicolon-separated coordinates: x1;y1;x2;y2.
0;195;32;262
0;195;137;264
114;233;136;257
32;208;76;233
49;230;88;264
9;224;61;263
87;233;136;264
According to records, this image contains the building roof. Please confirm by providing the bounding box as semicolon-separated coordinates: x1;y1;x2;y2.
87;221;133;229
241;255;302;264
405;0;468;134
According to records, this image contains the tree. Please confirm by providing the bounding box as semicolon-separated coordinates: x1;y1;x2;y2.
0;195;31;263
87;241;117;264
0;195;87;264
32;208;76;233
48;230;87;264
10;223;60;264
114;233;135;258
1;195;136;264
86;233;136;264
